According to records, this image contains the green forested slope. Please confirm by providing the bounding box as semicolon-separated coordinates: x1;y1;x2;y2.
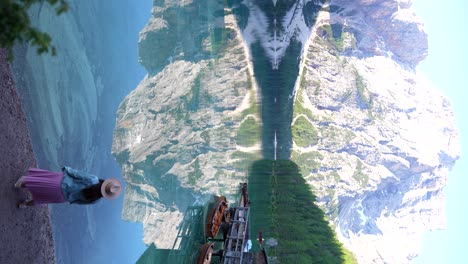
248;159;357;263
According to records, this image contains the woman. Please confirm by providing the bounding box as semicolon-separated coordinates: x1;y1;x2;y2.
15;166;122;208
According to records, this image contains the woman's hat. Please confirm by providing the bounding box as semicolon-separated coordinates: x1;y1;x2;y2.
101;178;122;199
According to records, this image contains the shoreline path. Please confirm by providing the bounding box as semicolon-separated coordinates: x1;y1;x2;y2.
0;49;56;264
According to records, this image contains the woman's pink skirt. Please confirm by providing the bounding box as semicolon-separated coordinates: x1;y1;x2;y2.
23;168;66;205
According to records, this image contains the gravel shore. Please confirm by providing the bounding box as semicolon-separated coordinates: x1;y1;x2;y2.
0;48;56;264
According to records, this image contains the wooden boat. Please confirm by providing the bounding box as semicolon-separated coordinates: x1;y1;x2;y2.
205;196;228;238
196;242;214;264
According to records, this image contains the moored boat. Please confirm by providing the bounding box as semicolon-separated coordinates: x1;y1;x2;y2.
196;242;214;264
205;196;228;238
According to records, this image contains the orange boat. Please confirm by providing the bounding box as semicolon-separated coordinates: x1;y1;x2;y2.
196;242;214;264
205;196;228;238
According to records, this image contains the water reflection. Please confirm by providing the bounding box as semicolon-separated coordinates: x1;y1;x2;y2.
112;0;265;249
137;160;349;263
112;0;328;262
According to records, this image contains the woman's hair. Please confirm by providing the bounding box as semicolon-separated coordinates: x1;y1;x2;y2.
80;179;105;203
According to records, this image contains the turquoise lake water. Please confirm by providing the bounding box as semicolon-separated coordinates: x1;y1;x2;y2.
13;1;152;263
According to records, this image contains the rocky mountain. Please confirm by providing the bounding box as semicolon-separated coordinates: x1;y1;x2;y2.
291;0;459;262
112;0;460;262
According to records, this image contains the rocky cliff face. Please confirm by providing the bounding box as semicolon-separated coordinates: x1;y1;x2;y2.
292;0;459;263
112;0;460;262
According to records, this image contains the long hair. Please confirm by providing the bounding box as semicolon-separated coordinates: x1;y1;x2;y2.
80;179;104;203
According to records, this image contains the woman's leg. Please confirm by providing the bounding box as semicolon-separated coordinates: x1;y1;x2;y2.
14;176;26;188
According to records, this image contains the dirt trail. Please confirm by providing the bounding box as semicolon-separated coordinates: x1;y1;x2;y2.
0;49;56;264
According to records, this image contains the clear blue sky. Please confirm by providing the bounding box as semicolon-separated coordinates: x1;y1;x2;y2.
412;0;468;263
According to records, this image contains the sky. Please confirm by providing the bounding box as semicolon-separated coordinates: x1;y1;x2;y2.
412;0;468;263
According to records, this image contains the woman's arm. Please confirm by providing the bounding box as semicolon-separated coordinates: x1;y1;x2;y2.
62;166;98;183
71;198;98;205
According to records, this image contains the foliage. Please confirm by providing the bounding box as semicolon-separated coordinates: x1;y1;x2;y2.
293;67;315;119
352;159;369;188
230;151;260;172
312;79;321;95
0;0;69;59
354;69;376;120
292;116;318;147
330;24;344;44
293;94;315;121
350;34;357;50
291;150;323;176
354;70;373;109
184;73;201;112
236;116;260;147
321;23;344;51
200;130;210;144
208;28;235;58
248;159;357;263
188;158;203;185
241;72;259;118
321;125;356;145
231;151;259;161
299;66;308;90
